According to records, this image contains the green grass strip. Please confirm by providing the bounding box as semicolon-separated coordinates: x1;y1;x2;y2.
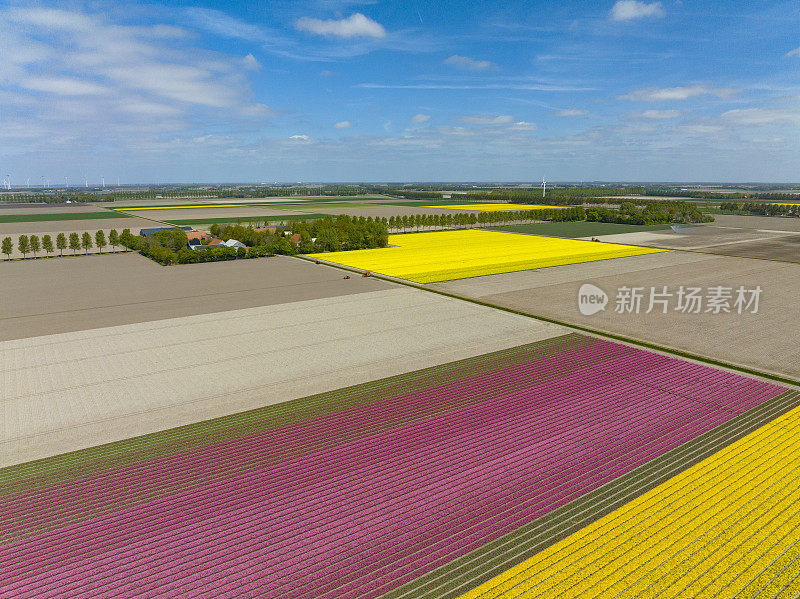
0;334;587;498
380;389;800;599
0;211;128;223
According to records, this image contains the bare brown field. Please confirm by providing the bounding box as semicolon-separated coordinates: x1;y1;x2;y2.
0;217;153;238
699;234;800;262
711;214;800;232
117;207;308;221
0;286;566;465
0;252;394;340
434;251;800;380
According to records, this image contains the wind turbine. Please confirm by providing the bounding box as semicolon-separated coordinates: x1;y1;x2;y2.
541;177;547;198
41;176;47;188
5;175;11;190
84;175;88;188
101;176;105;188
65;176;68;189
26;178;30;188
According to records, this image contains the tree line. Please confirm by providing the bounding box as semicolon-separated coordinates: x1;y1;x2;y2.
719;201;800;217
1;229;123;259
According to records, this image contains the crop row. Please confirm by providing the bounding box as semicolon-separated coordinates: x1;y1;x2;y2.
0;342;785;598
460;406;800;599
0;334;593;497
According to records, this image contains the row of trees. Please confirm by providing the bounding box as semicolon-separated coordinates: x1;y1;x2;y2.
586;201;711;225
2;229;123;259
719;201;800;217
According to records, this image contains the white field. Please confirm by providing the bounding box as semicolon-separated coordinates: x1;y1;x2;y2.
0;287;567;466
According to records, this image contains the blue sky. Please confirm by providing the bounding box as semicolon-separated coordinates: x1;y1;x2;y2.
1;1;798;183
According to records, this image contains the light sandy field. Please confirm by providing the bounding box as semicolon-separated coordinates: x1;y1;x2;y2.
92;196;392;208
0;287;566;465
434;251;800;381
0;252;392;340
114;207;307;221
593;225;795;250
310;230;665;283
0;216;155;240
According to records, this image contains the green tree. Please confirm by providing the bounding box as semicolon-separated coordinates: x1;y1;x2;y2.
95;230;107;253
29;235;41;257
81;232;93;254
2;236;12;259
209;223;221;237
18;235;30;258
69;232;80;254
108;229;118;250
42;234;54;255
56;233;67;256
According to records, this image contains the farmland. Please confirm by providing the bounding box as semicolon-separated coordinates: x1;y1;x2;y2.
0;279;563;465
0;211;130;223
434;250;800;380
459;404;800;599
1;334;791;597
491;221;672;238
309;230;665;283
430;204;568;211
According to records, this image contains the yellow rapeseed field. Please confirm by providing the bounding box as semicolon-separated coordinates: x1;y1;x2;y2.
308;229;664;283
425;204;566;211
458;406;800;599
112;204;240;211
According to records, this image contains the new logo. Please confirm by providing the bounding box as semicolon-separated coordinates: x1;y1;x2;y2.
578;283;608;316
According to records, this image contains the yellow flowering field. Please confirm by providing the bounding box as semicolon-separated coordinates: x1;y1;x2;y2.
112;204;240;211
307;229;664;283
425;203;567;211
458;405;800;599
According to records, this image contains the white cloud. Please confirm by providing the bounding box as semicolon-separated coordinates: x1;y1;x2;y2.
295;13;386;39
21;76;108;96
555;108;589;117
243;54;261;70
787;46;800;57
620;85;738;101
410;113;431;124
611;1;665;21
720;108;800;126
289;134;311;140
334;120;353;129
444;54;496;71
457;114;515;125
509;121;537;130
639;109;681;119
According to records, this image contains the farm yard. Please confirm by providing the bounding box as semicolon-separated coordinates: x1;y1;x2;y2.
310;229;665;283
2;334;797;597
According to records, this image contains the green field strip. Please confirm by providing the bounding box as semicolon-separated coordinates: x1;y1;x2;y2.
380;389;800;599
0;334;590;498
166;214;329;225
489;222;672;238
0;211;129;223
